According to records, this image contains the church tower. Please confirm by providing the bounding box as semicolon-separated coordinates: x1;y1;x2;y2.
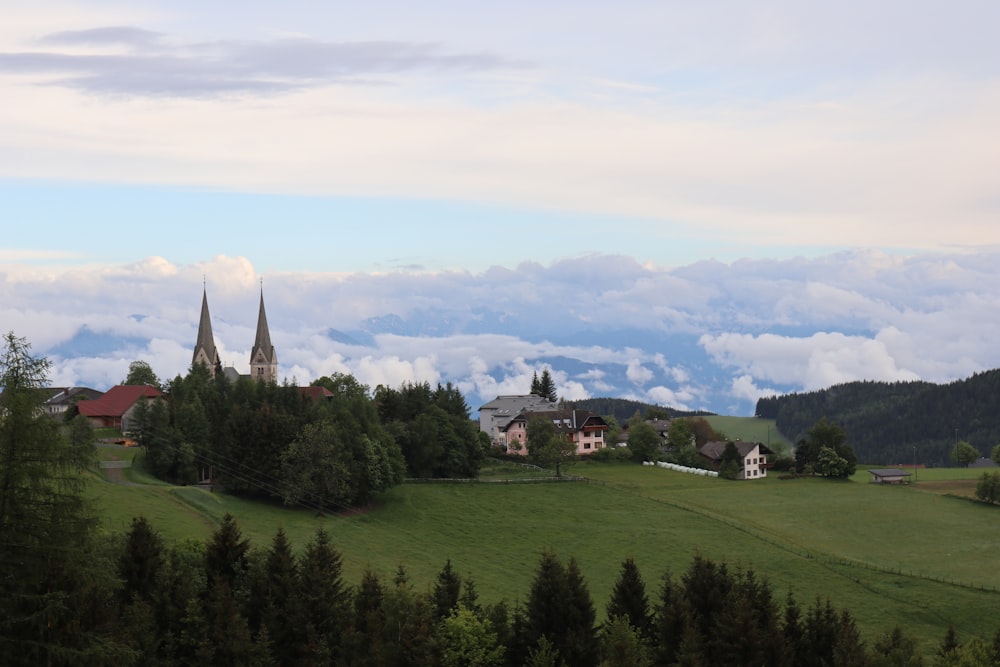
249;288;278;383
192;288;219;376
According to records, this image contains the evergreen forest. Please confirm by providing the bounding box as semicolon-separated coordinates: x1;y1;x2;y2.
755;370;1000;466
129;365;487;511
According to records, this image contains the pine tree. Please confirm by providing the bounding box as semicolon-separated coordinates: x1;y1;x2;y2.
525;549;569;655
297;528;349;661
607;556;652;640
937;624;960;658
261;527;301;664
0;332;124;665
433;558;463;620
538;368;558;402
204;513;250;590
563;557;599;667
118;515;165;604
653;571;688;666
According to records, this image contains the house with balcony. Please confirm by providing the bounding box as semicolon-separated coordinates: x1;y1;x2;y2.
698;440;772;480
499;408;609;456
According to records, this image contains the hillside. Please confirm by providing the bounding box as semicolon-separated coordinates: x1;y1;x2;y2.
756;370;1000;466
89;449;1000;657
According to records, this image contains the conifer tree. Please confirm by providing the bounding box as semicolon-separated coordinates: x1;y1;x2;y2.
297;528;349;661
261;527;301;664
204;513;250;590
433;558;463;621
563;557;599;667
607;556;652;639
118;515;165;604
653;572;689;666
349;569;386;665
0;332;123;665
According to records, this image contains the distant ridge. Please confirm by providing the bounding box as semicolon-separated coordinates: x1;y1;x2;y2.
756;369;1000;466
570;397;714;424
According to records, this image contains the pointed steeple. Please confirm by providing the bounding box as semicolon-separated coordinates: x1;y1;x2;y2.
250;287;277;383
192;288;219;375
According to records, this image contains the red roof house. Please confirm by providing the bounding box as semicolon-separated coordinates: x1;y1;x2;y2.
77;385;163;431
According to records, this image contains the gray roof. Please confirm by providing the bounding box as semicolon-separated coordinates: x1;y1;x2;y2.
479;395;556;414
699;440;771;461
251;290;276;364
192;288;219;366
868;468;913;477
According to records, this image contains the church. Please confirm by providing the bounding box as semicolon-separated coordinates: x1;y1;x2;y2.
192;287;278;383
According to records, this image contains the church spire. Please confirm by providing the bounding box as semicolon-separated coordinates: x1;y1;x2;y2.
192;287;219;375
250;285;277;383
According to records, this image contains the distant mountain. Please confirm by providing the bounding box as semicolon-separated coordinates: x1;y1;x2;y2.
49;326;146;358
756;370;1000;466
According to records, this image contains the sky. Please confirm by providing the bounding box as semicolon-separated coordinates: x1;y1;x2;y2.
2;1;999;415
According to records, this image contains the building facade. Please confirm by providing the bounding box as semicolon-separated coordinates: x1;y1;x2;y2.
193;288;277;382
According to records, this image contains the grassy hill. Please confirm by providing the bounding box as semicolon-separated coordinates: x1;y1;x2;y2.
89;446;1000;657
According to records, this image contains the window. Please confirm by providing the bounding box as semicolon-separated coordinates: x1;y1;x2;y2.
584;442;591;449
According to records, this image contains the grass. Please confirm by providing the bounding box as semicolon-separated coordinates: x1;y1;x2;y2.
85;455;1000;657
702;415;791;451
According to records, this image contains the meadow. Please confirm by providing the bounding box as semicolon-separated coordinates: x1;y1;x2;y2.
87;444;1000;656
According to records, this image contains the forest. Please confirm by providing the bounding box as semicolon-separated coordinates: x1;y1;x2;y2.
130;364;485;511
755;370;1000;466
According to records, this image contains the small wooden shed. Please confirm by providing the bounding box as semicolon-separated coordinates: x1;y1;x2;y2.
868;468;913;484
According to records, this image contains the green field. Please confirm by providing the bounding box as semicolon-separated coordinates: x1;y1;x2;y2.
87;447;1000;656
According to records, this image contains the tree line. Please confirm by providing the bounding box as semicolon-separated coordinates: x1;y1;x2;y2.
129;365;487;510
755;370;1000;466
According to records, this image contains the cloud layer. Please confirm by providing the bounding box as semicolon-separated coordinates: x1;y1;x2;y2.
3;250;998;415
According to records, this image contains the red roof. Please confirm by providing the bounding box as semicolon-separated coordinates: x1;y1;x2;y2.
77;385;162;418
298;386;334;402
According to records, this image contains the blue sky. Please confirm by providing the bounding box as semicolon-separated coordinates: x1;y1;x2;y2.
2;1;999;413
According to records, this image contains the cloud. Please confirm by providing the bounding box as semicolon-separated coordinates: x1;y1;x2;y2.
0;27;523;97
626;359;654;385
3;249;1000;416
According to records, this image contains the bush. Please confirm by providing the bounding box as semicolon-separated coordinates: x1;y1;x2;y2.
975;471;1000;504
588;447;633;463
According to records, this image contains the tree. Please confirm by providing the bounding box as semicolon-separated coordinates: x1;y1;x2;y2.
118;515;165;604
797;418;856;477
438;606;505;667
606;557;652;640
666;418;694;450
204;512;250;590
992;443;1000;467
125;359;162;389
526;415;577;477
626;420;660;463
719;441;742;480
975;471;1000;504
951;440;979;467
816;446;850;478
870;625;922;666
600;615;650;667
531;368;557;402
297;528;349;661
0;332;124;665
433;559;462;621
69;412;96;448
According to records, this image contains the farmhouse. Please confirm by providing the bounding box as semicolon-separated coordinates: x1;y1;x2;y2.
478;395;557;446
867;468;913;484
699;440;772;480
40;386;104;419
76;384;163;431
498;408;609;456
